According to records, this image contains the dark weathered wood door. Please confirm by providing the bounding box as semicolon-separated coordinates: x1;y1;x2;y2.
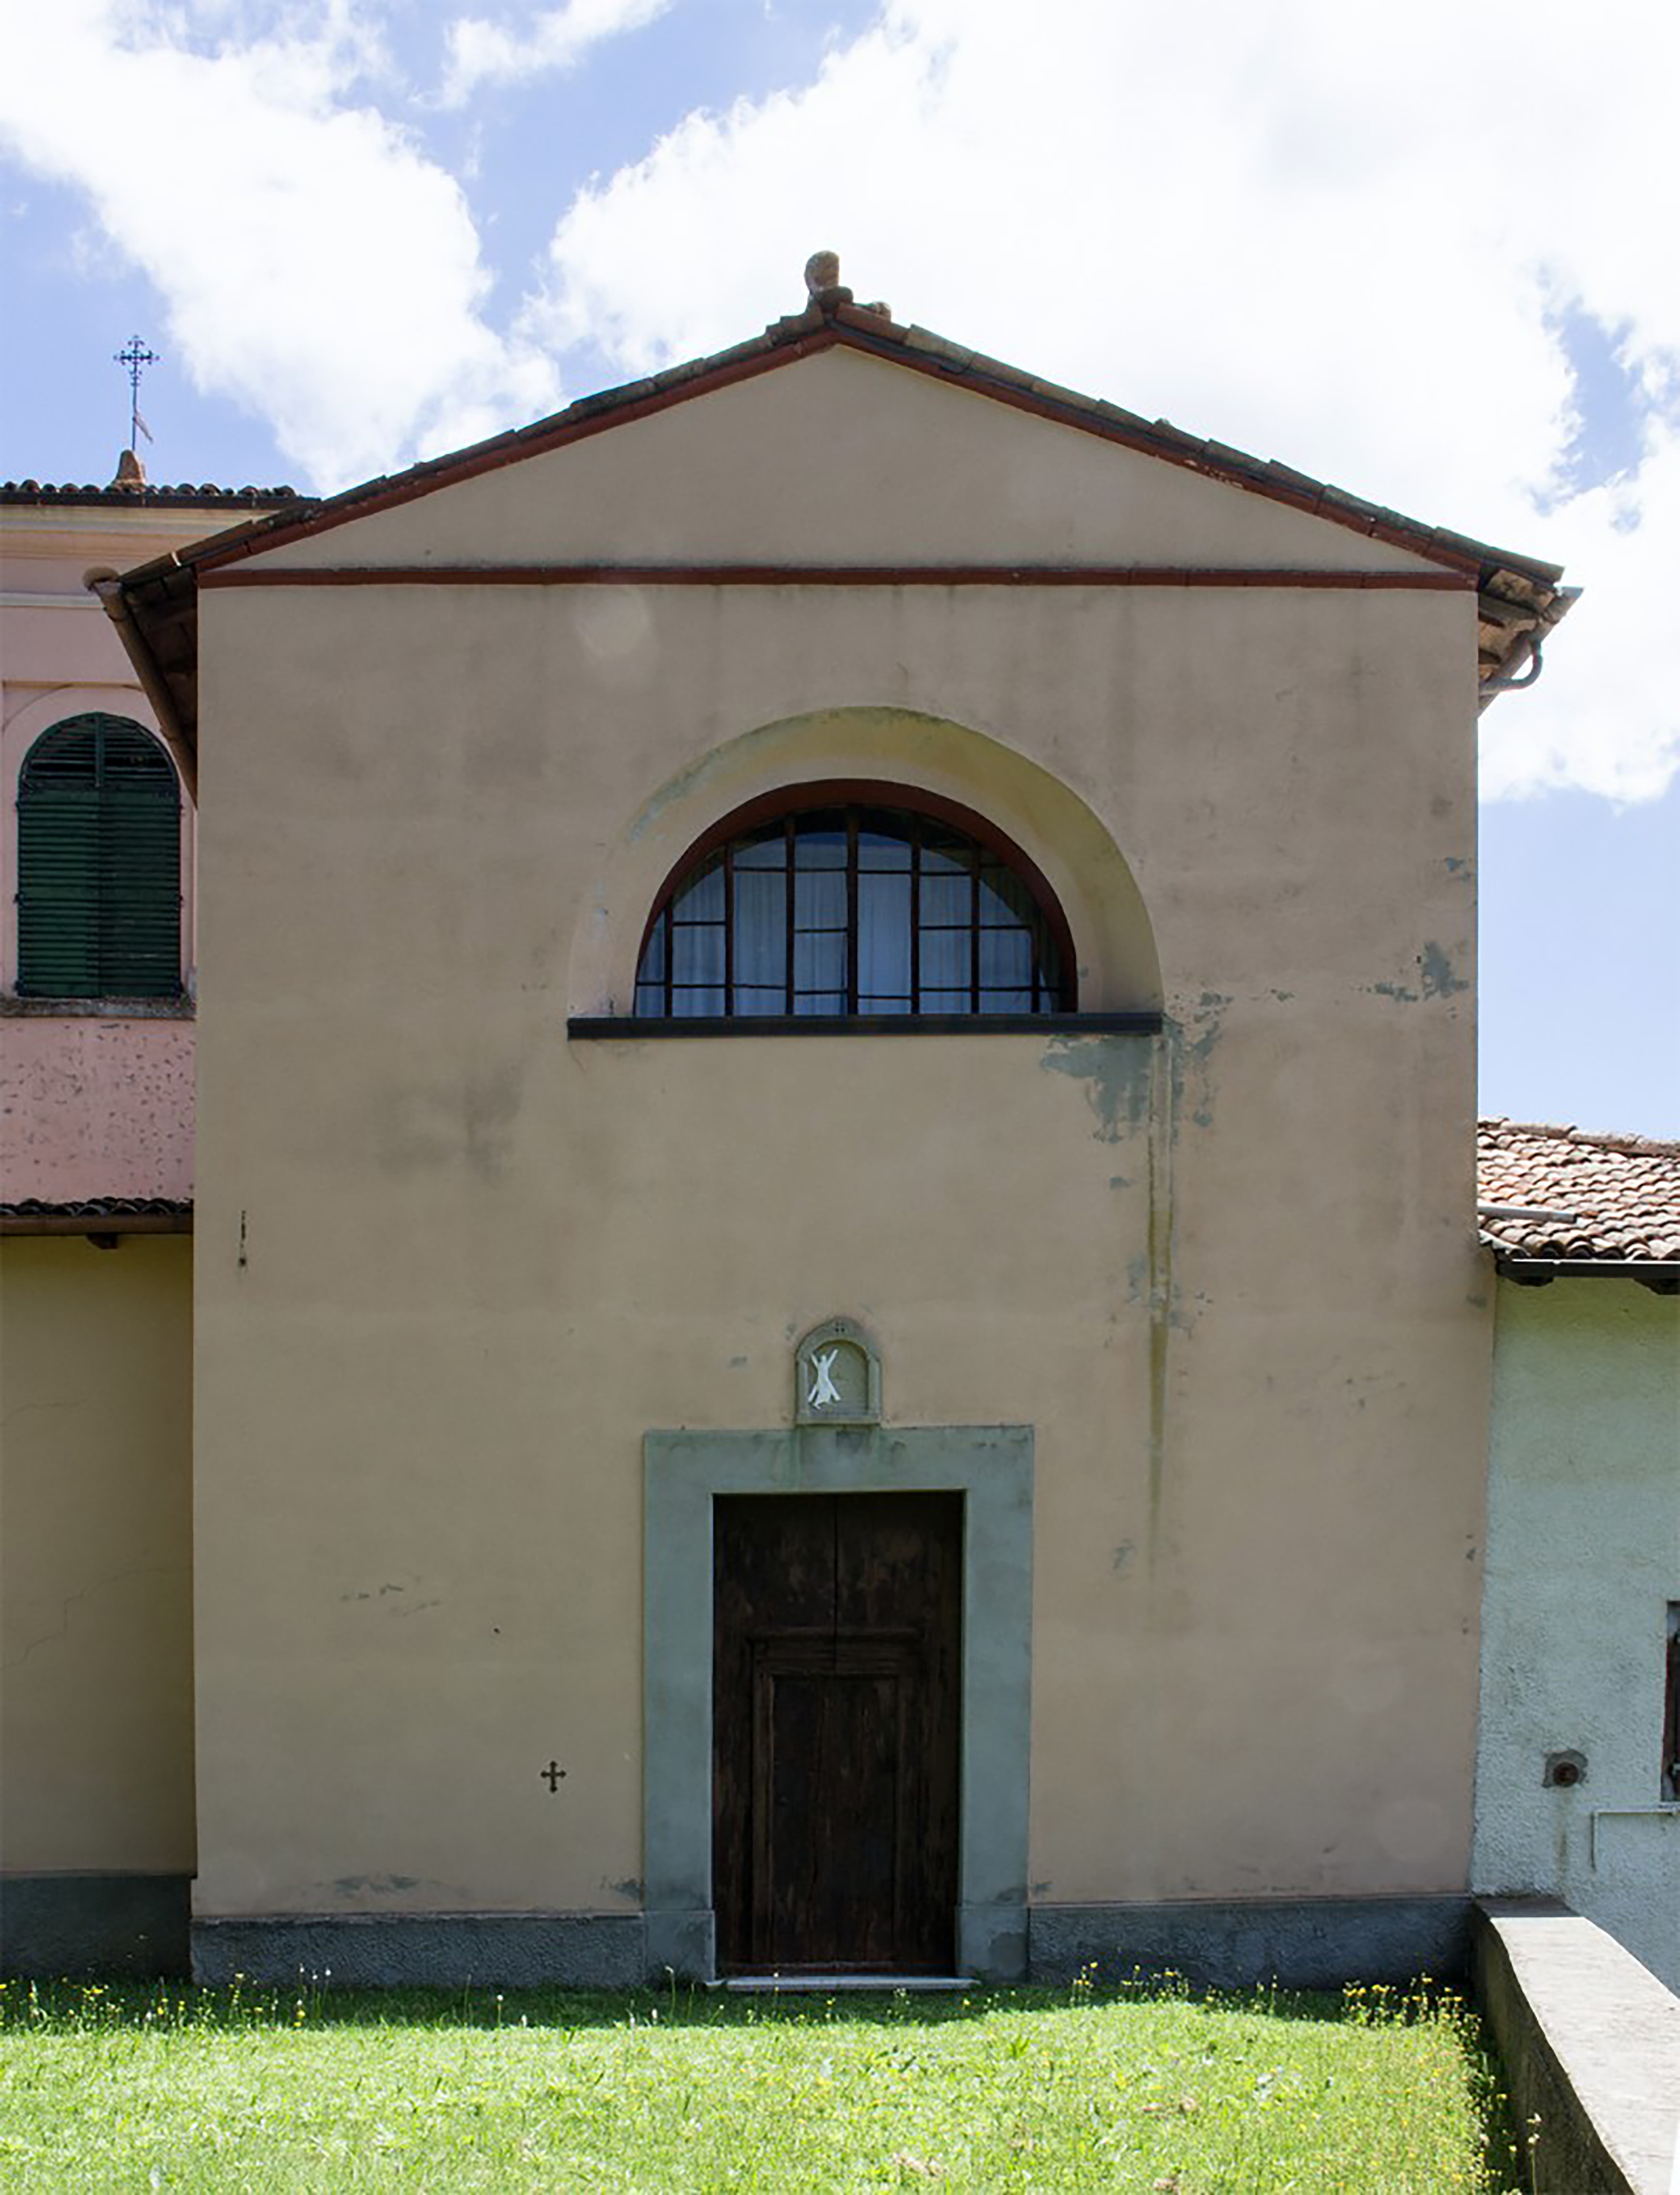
713;1492;962;1973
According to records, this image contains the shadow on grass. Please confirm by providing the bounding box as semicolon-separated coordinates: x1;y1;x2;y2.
3;1972;1454;2036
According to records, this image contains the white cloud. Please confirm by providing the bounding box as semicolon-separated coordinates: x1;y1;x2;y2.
439;0;672;107
0;0;561;487
527;0;1680;803
3;0;1674;798
1481;419;1680;804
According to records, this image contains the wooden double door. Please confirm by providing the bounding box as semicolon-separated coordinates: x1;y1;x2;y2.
713;1492;962;1974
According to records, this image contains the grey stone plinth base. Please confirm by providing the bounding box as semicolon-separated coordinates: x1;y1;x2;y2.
959;1901;1029;1982
192;1913;646;1988
1029;1896;1475;1990
644;1907;714;1982
176;1899;1481;1993
0;1873;190;1979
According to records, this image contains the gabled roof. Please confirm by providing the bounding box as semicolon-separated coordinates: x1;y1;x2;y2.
1479;1118;1680;1290
109;270;1575;769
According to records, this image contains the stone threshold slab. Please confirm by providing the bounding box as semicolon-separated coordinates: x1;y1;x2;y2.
713;1975;978;1994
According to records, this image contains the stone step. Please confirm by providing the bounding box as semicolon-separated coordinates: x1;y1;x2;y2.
713;1974;979;1994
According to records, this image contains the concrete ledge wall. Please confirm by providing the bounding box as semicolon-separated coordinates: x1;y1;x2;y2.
1030;1896;1472;1989
1474;1899;1680;2195
0;1873;189;1978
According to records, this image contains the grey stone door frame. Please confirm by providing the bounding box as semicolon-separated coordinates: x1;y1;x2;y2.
644;1424;1033;1981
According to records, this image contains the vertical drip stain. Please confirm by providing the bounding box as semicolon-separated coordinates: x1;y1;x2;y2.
1145;1028;1177;1558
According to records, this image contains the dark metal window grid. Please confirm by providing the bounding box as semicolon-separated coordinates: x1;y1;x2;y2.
635;803;1069;1020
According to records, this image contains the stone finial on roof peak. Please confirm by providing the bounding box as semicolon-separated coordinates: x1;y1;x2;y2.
804;249;853;312
111;447;147;489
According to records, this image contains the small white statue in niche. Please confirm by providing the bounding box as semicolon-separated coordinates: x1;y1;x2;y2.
808;1348;843;1411
794;1318;881;1427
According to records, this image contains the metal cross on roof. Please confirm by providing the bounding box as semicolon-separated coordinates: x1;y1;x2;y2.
114;335;159;451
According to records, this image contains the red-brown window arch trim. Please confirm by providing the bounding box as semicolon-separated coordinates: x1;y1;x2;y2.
635;779;1078;1012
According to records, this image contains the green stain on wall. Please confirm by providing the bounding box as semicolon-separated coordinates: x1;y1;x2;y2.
1041;1025;1204;1562
1420;941;1469;997
1146;1033;1178;1551
1181;993;1229;1129
1369;946;1469;1005
1039;1033;1155;1142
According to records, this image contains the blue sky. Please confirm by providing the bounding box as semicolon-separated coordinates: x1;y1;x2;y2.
3;1;1675;1131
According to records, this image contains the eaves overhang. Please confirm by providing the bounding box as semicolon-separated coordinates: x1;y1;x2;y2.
0;1198;194;1240
1489;1251;1680;1296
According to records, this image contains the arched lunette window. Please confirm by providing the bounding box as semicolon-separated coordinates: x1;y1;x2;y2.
634;785;1074;1019
17;714;183;1000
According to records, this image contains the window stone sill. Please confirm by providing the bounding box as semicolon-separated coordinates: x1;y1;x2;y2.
569;1012;1161;1038
1;994;194;1020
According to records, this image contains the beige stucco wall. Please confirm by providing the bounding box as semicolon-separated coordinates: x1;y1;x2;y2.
257;346;1437;575
0;1234;195;1871
187;346;1490;1920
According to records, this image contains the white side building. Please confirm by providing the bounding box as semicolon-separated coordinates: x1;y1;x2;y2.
1474;1119;1680;1992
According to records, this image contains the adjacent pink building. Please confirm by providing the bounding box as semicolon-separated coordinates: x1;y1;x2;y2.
1;470;293;1212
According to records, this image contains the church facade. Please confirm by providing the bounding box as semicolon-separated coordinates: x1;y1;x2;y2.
3;269;1581;1986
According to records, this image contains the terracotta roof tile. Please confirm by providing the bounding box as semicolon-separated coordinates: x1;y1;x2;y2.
2;480;298;508
0;1197;194;1236
0;1197;193;1217
1477;1119;1680;1264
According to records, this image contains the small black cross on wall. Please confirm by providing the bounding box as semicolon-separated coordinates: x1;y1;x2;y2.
540;1761;567;1792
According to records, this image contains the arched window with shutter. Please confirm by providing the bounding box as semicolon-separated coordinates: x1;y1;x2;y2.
634;784;1075;1021
16;714;183;1000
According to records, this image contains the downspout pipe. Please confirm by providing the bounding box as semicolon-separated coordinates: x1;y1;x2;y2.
88;571;197;804
1480;632;1545;695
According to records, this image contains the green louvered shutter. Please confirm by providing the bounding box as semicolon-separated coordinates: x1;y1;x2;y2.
17;715;182;999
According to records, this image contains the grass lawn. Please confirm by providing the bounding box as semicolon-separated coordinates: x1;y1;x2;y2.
0;1972;1525;2191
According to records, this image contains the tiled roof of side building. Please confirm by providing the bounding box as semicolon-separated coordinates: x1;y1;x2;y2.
0;1197;194;1236
2;480;299;507
1478;1118;1680;1266
0;1197;193;1216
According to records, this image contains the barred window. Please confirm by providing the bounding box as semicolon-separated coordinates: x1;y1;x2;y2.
17;714;182;1000
634;788;1073;1020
